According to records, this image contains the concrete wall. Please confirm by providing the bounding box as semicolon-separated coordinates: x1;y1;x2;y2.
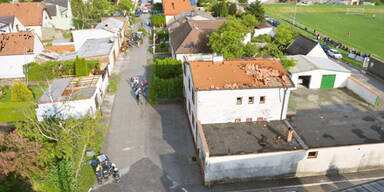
183;62;198;141
0;54;35;79
51;9;74;30
204;143;384;183
196;88;291;124
346;77;380;106
291;69;351;89
253;27;274;37
307;44;328;58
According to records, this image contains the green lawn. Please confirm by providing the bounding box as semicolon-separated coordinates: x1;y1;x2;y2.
264;4;384;58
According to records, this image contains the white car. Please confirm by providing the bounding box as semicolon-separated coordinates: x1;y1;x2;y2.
327;49;343;59
142;8;149;14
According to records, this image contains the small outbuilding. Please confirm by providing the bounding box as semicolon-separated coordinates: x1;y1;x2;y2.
288;55;351;89
287;35;328;58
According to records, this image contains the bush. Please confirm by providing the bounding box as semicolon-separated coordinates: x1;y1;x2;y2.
244;43;258;57
138;27;147;37
151;14;165;27
75;57;89;77
156;30;169;42
155;42;169;53
148;76;183;104
153;58;182;78
11;82;33;102
252;34;272;43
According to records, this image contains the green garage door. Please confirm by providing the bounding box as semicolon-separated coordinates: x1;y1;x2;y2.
320;75;336;88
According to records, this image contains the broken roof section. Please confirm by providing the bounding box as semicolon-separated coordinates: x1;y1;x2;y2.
162;0;197;16
187;57;294;90
0;2;50;26
45;44;75;54
287;35;318;56
38;75;100;104
0;32;35;55
170;19;226;54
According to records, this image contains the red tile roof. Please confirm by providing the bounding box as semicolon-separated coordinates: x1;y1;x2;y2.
187;58;293;90
0;2;49;26
0;32;35;55
162;0;196;16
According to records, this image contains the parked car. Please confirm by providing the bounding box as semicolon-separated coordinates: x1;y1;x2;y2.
328;49;343;59
142;7;149;14
135;8;141;17
321;44;330;52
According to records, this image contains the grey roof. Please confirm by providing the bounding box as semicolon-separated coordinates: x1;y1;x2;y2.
96;18;125;33
60;38;113;60
288;55;350;73
202;121;302;156
287;35;318;55
45;0;69;8
333;179;384;192
46;4;57;16
38;78;97;103
0;16;15;25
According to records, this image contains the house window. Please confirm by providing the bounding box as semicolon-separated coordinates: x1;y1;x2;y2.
246;118;252;122
236;97;242;105
235;118;241;123
248;97;254;104
192;90;195;104
259;96;265;104
307;151;318;159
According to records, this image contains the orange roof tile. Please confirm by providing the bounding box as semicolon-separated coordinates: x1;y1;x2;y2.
187;58;293;90
45;44;75;54
162;0;196;16
0;2;49;26
0;32;35;55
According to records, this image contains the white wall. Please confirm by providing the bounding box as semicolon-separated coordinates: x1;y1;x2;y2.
197;88;291;124
243;33;251;44
204;143;384;182
27;26;42;38
42;10;52;28
34;34;44;54
291;69;351;89
0;54;35;79
183;62;198;141
165;15;175;26
347;77;379;106
176;53;213;62
253;27;274;37
307;44;328;58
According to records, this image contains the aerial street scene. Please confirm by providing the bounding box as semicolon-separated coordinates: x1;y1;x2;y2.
0;0;384;191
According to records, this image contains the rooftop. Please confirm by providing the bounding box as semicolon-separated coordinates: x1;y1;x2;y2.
0;32;35;55
168;9;215;29
45;0;69;8
287;35;318;56
288;55;351;73
0;16;15;25
170;19;226;54
45;44;75;54
162;0;196;16
96;18;126;33
187;57;293;90
333;179;384;192
202;121;302;156
0;2;50;26
255;22;272;29
60;38;113;60
38;75;100;104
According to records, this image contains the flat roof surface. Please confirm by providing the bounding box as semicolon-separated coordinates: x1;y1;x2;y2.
289;55;350;73
202;121;302;156
188;58;293;90
333;179;384;192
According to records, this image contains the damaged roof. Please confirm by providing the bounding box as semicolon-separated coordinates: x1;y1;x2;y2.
38;75;100;104
187;57;294;90
162;0;196;16
0;2;50;26
0;32;35;55
45;44;75;54
96;18;125;33
170;19;226;54
60;38;114;61
287;35;318;56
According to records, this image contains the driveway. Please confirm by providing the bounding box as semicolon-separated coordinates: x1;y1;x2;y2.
92;12;204;192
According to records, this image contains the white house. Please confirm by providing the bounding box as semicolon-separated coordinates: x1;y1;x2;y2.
45;0;74;30
96;17;129;47
287;34;328;58
0;32;44;79
0;16;26;33
288;55;351;89
253;22;274;37
36;74;109;121
0;2;52;38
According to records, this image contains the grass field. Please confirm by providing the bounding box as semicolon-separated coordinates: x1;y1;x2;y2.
264;4;384;58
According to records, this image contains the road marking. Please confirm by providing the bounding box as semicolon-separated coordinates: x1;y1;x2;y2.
222;176;384;192
122;147;133;151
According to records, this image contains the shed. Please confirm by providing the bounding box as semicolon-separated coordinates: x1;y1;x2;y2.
288;55;351;89
367;55;384;80
287;35;328;58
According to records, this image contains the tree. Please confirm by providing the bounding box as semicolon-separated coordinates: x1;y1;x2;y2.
244;43;258;57
116;0;134;15
274;24;298;49
279;55;296;70
246;1;265;22
208;18;249;58
228;2;237;15
239;0;248;3
241;14;259;31
0;131;41;179
260;43;282;57
212;0;230;17
152;14;166;27
75;57;89;77
11;82;33;102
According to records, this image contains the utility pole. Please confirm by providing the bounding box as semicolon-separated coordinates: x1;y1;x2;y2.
152;26;155;54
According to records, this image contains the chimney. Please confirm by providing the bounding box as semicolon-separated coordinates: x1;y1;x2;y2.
286;127;293;143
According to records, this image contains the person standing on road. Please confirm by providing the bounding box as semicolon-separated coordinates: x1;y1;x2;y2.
135;87;141;104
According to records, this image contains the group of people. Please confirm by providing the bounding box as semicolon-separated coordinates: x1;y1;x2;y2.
94;154;120;185
130;76;148;105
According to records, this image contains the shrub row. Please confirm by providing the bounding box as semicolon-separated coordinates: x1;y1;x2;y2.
153;57;182;79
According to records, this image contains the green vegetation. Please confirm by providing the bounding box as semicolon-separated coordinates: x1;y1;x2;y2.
27;60;99;81
155;43;169;53
75;57;89;77
107;74;121;93
11;82;33;102
149;58;183;104
211;0;237;17
264;4;384;58
151;14;166;27
138;27;147;37
245;1;265;22
156;30;169;42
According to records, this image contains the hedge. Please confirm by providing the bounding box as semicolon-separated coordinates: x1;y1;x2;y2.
153;58;182;79
26;60;99;81
75;57;89;77
149;76;183;104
